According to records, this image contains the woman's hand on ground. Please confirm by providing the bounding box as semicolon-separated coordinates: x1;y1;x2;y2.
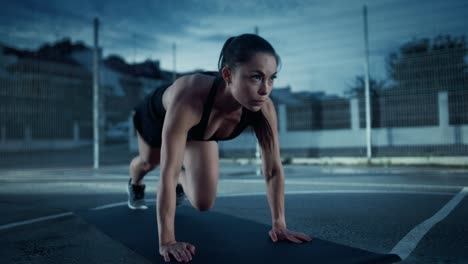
269;225;312;244
159;241;196;263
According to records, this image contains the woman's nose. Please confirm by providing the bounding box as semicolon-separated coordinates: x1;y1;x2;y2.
258;81;272;96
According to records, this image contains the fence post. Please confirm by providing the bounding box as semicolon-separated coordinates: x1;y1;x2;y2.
363;5;372;161
350;98;359;131
278;104;287;134
93;17;101;169
438;91;450;144
438;91;449;128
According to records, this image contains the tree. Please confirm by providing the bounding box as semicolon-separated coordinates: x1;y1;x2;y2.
386;35;467;94
386;35;468;125
344;75;386;98
345;75;385;128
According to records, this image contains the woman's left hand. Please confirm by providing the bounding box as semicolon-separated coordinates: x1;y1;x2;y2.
268;225;312;243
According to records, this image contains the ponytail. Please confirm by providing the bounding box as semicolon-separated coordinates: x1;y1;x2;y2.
246;109;274;151
218;36;236;72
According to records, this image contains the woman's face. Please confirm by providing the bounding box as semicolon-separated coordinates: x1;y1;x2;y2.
227;52;278;112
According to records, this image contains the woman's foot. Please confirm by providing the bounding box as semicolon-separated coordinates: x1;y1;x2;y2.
127;178;148;210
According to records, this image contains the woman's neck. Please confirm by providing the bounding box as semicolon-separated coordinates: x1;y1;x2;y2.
213;79;242;114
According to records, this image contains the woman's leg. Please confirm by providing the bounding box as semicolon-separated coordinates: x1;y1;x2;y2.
179;141;219;211
129;130;161;185
128;130;161;209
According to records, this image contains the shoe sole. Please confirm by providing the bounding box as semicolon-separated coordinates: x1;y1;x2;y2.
126;184;148;210
127;200;148;210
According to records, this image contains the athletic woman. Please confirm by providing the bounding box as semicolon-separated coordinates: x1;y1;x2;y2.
128;33;312;263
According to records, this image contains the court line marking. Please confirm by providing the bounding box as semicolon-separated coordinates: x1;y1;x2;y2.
390;187;468;260
90;189;453;211
0;212;74;232
91;202;130;210
222;179;464;191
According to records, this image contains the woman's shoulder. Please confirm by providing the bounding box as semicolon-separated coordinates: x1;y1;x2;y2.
179;72;217;98
163;72;217;111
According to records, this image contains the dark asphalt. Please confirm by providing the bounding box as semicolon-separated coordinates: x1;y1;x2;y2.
1;162;467;263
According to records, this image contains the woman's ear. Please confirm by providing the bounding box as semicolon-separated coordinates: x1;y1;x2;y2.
221;66;232;84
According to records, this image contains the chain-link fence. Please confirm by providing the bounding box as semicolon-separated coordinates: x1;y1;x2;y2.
1;2;467;169
220;4;468;163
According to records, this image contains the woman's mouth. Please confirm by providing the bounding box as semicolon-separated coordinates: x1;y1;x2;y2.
252;100;265;106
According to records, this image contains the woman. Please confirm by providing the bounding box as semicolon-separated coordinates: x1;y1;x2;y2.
129;33;312;263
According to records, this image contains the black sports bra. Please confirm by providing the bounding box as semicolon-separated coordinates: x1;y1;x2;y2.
149;72;251;141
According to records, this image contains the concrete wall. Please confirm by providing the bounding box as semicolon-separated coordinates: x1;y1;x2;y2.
217;91;468;157
0;121;91;152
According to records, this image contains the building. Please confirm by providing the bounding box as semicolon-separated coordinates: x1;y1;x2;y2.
0;42;93;142
0;38;174;149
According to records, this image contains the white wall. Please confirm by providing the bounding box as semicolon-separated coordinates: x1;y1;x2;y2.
218;91;468;152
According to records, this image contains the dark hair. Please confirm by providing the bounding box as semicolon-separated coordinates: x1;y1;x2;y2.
217;34;281;151
217;34;282;73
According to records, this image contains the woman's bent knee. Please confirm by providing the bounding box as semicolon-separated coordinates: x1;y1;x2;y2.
133;156;158;172
142;161;158;172
192;199;215;212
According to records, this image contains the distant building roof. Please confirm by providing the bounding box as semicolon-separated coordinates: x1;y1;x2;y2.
1;39;180;82
270;87;345;105
270;86;303;105
103;55;168;80
1;39;85;66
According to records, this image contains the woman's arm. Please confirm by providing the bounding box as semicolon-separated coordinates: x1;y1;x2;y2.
255;99;286;228
257;99;312;244
157;76;202;246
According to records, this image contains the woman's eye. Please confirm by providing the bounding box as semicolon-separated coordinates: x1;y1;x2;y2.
251;75;276;81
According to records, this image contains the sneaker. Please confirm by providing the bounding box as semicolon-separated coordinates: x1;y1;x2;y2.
127;178;148;210
176;183;185;207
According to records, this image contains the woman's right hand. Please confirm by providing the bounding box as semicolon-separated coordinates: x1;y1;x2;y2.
159;241;196;263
